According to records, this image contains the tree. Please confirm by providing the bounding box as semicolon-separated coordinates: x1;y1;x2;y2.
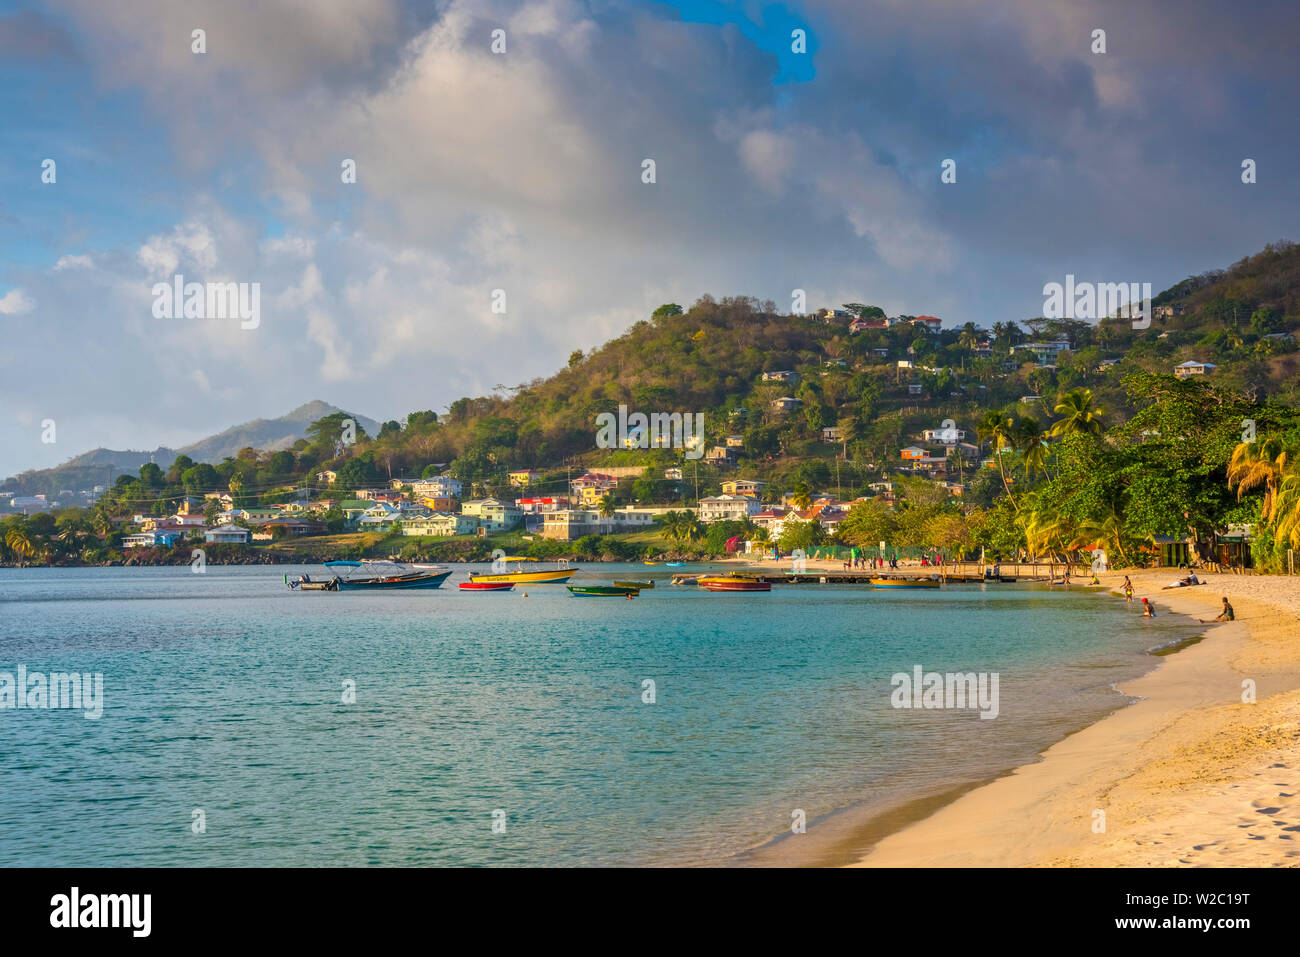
652;303;684;320
977;408;1018;507
1015;416;1049;479
1049;388;1105;439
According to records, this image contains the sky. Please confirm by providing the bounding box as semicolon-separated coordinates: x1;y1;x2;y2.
1;0;1297;481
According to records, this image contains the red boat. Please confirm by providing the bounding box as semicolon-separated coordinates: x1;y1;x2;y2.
458;581;515;592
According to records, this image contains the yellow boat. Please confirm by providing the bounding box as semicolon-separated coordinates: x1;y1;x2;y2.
468;557;576;585
869;577;940;589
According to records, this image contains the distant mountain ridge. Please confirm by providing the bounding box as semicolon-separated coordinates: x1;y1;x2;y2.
2;401;379;495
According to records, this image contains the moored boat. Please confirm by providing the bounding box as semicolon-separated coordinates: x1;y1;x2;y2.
567;584;639;597
468;558;575;584
700;578;771;592
324;560;453;590
870;577;940;589
613;580;654;589
458;580;514;592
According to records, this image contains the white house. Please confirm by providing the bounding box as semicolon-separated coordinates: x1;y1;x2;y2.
1174;360;1216;378
205;525;250;544
696;494;761;523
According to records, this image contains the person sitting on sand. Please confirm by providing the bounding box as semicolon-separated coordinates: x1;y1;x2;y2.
1141;597;1156;617
1199;597;1234;623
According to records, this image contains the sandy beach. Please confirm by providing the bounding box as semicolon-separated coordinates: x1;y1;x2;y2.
840;568;1300;867
723;556;1300;866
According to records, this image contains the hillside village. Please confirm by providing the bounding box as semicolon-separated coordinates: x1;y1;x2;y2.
4;242;1300;570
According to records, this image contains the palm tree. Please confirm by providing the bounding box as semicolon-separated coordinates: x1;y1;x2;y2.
5;528;35;565
597;495;617;519
1015;416;1050;479
1074;507;1129;566
977;408;1019;507
790;482;813;512
1048;388;1105;439
1226;437;1288;521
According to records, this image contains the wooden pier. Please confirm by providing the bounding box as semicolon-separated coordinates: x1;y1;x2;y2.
671;561;1084;586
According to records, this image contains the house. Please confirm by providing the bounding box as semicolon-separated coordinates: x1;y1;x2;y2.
900;446;928;461
721;479;767;497
401;513;479;537
176;496;206;515
1174;360;1216;379
460;498;522;531
871;347;890;358
705;446;738;466
357;502;403;529
823;359;848;372
971;340;994;358
1096;357;1121;372
771;396;802;412
420;495;458;513
907;383;923;396
258;519;324;537
761;370;800;384
821;426;843;443
205;525;250;544
1263;332;1296;344
696;494;761;523
1019;395;1042;404
539;508;655;541
1154;303;1185;320
724;434;744;448
913;315;943;334
411;476;462;499
1011;340;1071;364
664;467;683;481
316;470;337;484
337;499;373;525
123;529;186;548
571;472;619;506
203;492;235;508
850;317;887;333
355;489;405;503
508;469;541;488
921;426;967;444
516;497;568;514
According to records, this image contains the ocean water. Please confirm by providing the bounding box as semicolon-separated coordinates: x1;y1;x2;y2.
0;564;1187;866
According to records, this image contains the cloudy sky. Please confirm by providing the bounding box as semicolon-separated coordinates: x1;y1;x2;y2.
1;0;1297;480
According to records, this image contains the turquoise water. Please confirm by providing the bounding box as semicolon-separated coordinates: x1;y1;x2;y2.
0;565;1185;866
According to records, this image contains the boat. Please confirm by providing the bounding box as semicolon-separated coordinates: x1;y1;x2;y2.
286;573;339;591
567;585;639;597
322;560;453;590
458;581;514;592
697;573;771;592
467;557;576;585
642;561;659;565
664;562;685;567
700;578;770;592
870;577;940;589
613;580;654;589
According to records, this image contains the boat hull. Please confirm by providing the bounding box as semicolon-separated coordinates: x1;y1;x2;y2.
468;570;575;584
700;579;771;592
567;585;639;597
337;569;453;590
870;578;940;589
613;580;654;589
458;581;514;591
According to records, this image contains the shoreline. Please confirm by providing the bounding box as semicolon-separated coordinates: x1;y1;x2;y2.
837;569;1300;867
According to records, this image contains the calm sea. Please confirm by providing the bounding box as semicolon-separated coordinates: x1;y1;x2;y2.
0;564;1185;866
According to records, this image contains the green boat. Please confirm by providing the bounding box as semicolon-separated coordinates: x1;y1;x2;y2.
567;585;640;597
612;580;654;589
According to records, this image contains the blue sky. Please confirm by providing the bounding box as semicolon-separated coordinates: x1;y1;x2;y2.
1;0;1298;480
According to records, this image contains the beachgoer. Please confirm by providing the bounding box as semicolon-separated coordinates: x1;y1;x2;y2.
1122;575;1133;602
1202;597;1234;623
1141;598;1155;617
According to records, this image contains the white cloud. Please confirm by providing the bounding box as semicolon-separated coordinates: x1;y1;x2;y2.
0;288;35;315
